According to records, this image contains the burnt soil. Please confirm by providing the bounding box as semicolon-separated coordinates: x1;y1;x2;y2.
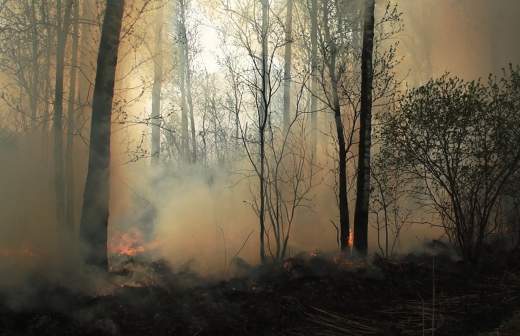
2;249;520;336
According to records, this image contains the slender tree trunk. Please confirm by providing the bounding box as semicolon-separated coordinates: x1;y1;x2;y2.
180;0;197;163
309;0;318;157
151;8;163;164
30;0;39;129
259;0;269;263
177;0;189;161
282;0;293;131
186;57;196;163
53;0;73;228
65;0;80;232
40;0;52;133
79;0;125;270
353;0;376;256
210;97;221;163
335;86;349;252
77;0;94;120
39;0;53;173
323;0;349;251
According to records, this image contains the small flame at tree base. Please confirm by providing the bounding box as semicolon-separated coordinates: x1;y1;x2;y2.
109;228;161;257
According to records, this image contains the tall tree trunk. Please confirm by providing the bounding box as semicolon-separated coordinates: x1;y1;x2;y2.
309;0;318;157
77;0;94;119
179;0;196;163
79;0;125;270
353;0;376;256
177;0;189;162
186;52;197;163
38;0;53;173
53;0;73;228
259;0;269;263
40;0;52;133
151;8;163;165
323;0;349;251
282;0;293;131
30;0;39;129
65;0;80;232
335;81;349;252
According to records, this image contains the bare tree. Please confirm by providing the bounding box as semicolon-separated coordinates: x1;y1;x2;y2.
0;1;55;130
370;150;412;258
319;0;351;251
224;0;286;262
264;81;316;260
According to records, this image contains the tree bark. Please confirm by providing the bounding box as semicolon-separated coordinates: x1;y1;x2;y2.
322;0;349;251
79;0;125;270
30;0;39;129
186;55;197;163
53;0;73;228
77;0;94;115
282;0;293;131
151;7;163;165
65;0;80;231
259;0;269;263
177;0;190;162
180;0;196;163
353;0;376;256
309;0;318;157
40;0;53;132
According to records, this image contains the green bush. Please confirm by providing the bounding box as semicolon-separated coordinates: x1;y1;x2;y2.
379;67;520;263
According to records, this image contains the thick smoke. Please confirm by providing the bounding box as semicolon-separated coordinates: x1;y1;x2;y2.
398;0;520;82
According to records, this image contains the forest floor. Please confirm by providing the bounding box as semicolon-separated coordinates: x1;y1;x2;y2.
2;246;520;336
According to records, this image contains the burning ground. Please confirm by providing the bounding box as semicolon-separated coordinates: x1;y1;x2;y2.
2;242;520;336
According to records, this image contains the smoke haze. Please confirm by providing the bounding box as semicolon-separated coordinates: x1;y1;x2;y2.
1;0;520;296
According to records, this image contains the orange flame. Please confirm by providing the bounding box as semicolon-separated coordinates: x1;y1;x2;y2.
109;228;161;256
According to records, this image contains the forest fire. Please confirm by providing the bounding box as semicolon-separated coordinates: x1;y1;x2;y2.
108;228;161;257
348;231;354;248
2;0;520;335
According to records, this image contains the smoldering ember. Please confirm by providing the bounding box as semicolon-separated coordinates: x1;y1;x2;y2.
2;0;520;335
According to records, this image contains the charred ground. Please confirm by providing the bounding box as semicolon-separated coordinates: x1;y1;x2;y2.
2;245;520;336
